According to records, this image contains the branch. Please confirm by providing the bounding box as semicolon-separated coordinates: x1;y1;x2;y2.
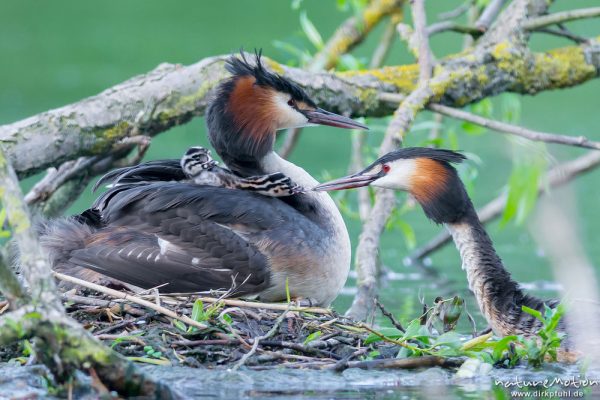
2;38;600;178
438;2;470;21
409;150;600;261
347;0;438;321
54;272;210;330
428;103;600;150
524;7;600;31
475;0;508;31
0;306;174;397
426;21;483;38
0;148;60;307
310;0;404;71
26;136;150;217
279;0;403;158
0;148;171;396
0;250;28;309
533;27;589;44
412;0;432;81
232;304;290;370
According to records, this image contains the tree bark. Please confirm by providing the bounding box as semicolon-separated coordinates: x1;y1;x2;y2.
1;37;599;178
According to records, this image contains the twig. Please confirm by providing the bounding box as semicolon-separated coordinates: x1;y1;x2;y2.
438;2;470;21
24;156;100;204
193;296;331;314
375;299;405;332
428;103;600;150
279;0;403;158
326;355;464;371
475;0;508;31
409;150;600;261
172;337;339;359
412;0;433;81
427;21;483;38
348;0;442;321
232;305;290;370
310;0;403;71
524;7;600;31
53;272;210;330
533;27;589;44
346;14;400;222
358;323;417;350
370;14;400;69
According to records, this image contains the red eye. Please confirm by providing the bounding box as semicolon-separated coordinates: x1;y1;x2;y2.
382;164;391;173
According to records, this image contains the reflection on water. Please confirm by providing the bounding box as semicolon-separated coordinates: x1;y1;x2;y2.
3;361;599;399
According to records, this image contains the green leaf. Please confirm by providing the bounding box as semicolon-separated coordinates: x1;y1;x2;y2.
336;0;349;11
303;331;322;345
299;12;324;50
221;313;233;325
472;98;493;118
502;94;521;124
521;305;544;323
272;40;312;65
285;277;291;304
402;319;430;342
364;327;403;344
394;219;416;250
173;320;187;332
432;331;462;349
191;299;205;322
502;157;545;225
291;0;304;10
447;128;459;150
492;335;518;361
461;121;486;136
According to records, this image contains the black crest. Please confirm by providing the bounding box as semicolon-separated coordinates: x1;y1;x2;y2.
368;148;471;224
225;50;316;106
372;148;466;169
207;50;316;176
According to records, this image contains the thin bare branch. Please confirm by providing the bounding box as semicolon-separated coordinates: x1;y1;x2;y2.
53;272;210;330
427;21;483;38
533;27;589;44
232;304;290;370
428;103;600;150
347;0;441;321
409;150;600;261
370;15;400;69
279;0;404;158
524;7;600;31
475;0;508;31
0;148;60;307
412;0;433;81
438;2;470;21
310;0;404;71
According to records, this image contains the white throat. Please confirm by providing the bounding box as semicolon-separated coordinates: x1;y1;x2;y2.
260;152;319;188
259;151;352;306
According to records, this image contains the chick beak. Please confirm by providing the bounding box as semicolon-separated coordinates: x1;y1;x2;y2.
303;108;368;130
313;171;381;191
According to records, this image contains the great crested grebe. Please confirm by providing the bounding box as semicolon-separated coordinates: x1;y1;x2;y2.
315;147;565;336
41;52;367;306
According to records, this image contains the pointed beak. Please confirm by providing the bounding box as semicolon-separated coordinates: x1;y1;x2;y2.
314;171;380;191
303;108;368;130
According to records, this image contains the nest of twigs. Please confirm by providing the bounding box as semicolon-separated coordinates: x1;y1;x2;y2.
41;273;464;372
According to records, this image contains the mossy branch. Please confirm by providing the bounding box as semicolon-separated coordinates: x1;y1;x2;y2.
0;147;176;396
1;37;599;178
